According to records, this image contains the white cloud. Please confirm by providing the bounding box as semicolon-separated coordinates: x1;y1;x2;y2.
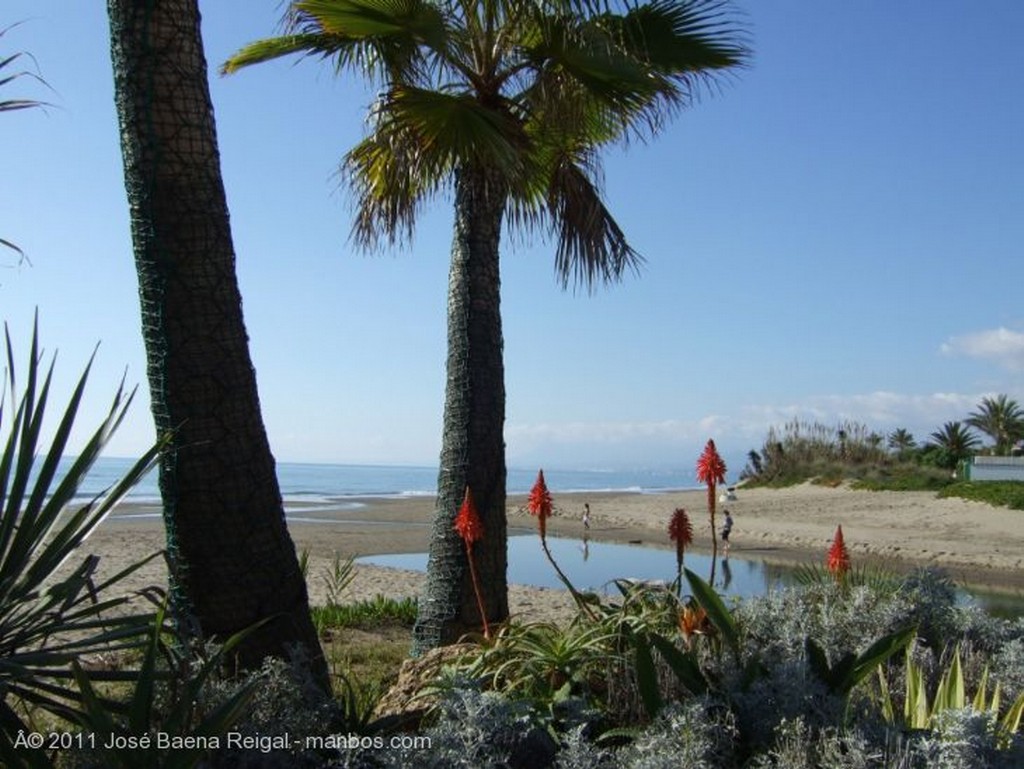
506;390;1002;470
941;327;1024;370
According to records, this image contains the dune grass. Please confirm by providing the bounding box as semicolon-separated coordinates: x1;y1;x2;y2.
938;481;1024;510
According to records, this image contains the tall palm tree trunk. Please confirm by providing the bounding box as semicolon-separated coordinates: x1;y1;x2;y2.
108;0;328;690
414;166;509;653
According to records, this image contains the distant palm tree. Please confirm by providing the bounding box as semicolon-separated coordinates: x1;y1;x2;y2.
224;0;747;652
965;395;1024;456
887;428;916;455
927;421;980;470
745;449;763;476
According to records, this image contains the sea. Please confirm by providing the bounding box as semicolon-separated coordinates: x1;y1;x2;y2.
69;457;699;510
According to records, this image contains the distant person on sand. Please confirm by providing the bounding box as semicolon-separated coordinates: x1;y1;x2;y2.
582;503;591;530
721;509;734;557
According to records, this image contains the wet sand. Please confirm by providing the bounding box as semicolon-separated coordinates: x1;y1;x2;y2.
82;483;1024;622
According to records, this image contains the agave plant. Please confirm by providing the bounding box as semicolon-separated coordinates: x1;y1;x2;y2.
877;644;1024;745
0;320;164;765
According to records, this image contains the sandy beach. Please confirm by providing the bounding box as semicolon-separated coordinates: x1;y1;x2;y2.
82;483;1024;624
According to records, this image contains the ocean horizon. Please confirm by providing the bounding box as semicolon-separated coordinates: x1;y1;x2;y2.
67;457;701;506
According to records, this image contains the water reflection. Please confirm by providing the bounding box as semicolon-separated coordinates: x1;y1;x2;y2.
720;558;733;591
356;535;1024;616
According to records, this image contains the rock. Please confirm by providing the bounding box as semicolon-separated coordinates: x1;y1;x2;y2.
372;643;476;730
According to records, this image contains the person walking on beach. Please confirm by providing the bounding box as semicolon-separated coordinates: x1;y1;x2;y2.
721;510;734;557
582;503;591;530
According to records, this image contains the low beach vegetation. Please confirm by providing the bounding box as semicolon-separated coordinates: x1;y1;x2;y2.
937;482;1024;511
313;595;419;632
741;408;1024;506
342;562;1024;768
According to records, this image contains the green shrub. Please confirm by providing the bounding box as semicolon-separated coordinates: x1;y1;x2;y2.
938;482;1024;510
851;466;954;491
312;595;418;631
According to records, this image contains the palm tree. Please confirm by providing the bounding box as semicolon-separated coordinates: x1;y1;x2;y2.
886;427;916;456
223;0;747;651
927;421;980;470
744;449;763;477
965;394;1024;456
107;0;328;690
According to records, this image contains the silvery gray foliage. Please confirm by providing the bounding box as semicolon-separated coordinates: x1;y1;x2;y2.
182;571;1021;769
735;581;911;666
358;686;558;769
747;717;884;769
991;637;1024;702
728;659;843;753
897;568;962;648
912;708;1024;769
554;724;616;769
613;699;737;769
205;655;339;769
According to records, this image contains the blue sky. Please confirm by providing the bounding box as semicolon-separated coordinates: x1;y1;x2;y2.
3;1;1022;478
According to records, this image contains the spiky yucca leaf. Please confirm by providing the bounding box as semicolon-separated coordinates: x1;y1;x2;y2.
71;600;264;769
0;319;164;748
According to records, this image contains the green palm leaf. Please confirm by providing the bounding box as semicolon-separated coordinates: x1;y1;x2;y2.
300;0;448;44
222;0;449;82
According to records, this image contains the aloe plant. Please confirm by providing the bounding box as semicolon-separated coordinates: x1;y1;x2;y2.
0;320;164;765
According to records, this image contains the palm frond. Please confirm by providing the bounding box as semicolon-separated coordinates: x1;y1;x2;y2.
297;0;448;45
222;33;353;73
224;0;450;84
610;0;748;73
517;0;746;141
521;11;660;118
344;85;525;248
544;153;643;290
1;25;53;113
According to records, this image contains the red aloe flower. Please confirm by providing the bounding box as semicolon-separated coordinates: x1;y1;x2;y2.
526;470;596;619
827;524;851;577
454;486;484;545
454;486;490;638
668;508;694;558
669;507;694;592
528;469;553;540
696;439;727;498
696;439;727;582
